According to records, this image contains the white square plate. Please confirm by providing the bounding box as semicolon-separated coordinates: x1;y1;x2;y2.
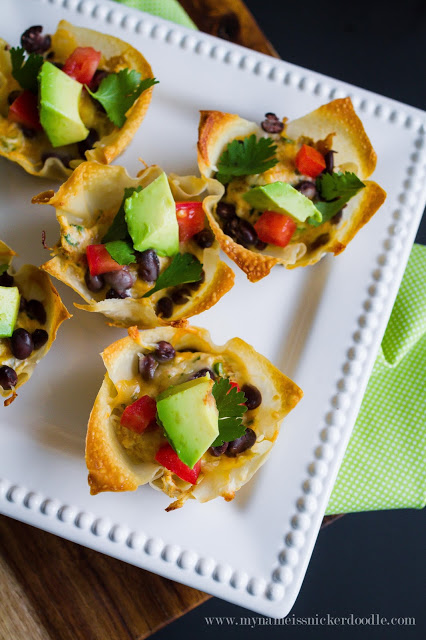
0;0;425;617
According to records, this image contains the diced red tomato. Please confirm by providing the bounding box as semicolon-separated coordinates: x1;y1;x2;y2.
155;444;201;484
62;47;101;85
121;396;157;434
176;202;205;242
8;90;42;130
254;211;297;248
86;244;122;276
295;144;326;178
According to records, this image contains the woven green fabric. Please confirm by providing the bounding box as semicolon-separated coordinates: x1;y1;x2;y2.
327;244;426;513
114;0;426;514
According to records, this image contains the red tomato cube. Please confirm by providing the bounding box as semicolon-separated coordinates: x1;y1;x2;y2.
121;396;157;434
254;211;297;248
63;47;101;85
176;202;205;242
155;444;201;484
8;90;42;130
86;245;122;276
295;144;326;178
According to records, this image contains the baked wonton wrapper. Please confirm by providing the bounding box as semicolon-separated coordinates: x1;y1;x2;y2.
33;162;234;328
197;98;387;282
0;20;154;180
86;326;303;509
0;241;70;405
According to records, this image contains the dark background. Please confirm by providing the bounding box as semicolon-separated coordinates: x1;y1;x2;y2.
153;0;426;638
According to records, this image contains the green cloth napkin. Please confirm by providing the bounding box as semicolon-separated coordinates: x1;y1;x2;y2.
113;0;426;514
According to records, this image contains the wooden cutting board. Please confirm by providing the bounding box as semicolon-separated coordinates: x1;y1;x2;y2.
0;3;334;639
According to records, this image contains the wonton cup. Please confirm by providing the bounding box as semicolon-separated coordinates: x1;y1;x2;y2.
197;98;387;282
0;20;154;180
0;240;70;405
86;326;303;510
33;162;234;328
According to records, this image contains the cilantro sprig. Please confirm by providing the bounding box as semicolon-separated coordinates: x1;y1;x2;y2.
143;253;203;298
216;134;278;184
211;377;247;447
88;70;159;127
308;171;365;226
102;186;142;243
105;240;135;265
10;47;43;93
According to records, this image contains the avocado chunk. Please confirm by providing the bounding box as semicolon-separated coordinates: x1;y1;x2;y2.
125;172;179;257
243;182;322;223
0;286;20;338
156;376;219;468
39;61;89;147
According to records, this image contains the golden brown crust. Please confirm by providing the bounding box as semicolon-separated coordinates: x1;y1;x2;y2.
86;326;303;506
0;20;154;179
35;162;234;328
0;240;71;404
197;99;386;280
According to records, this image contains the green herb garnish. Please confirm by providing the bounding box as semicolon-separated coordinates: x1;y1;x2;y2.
102;186;142;243
105;240;135;265
211;377;247;447
10;47;43;93
142;253;203;298
216;134;278;184
308;171;365;226
88;71;159;127
0;264;9;275
213;362;224;377
64;234;78;247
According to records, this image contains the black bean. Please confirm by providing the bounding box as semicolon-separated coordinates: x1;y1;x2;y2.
309;233;330;252
156;296;173;318
46;50;55;60
261;112;284;134
324;150;336;174
254;238;268;251
21;126;38;139
0;271;14;287
138;353;158;381
32;329;48;350
216;201;236;220
295;180;317;200
78;129;99;158
105;288;130;299
0;365;17;390
241;384;262;410
19;296;26;312
187;270;205;291
193;229;214;249
330;210;343;225
52;62;63;70
136;249;160;283
189;368;216;380
89;70;109;92
26;299;46;324
155;341;176;362
41;152;72;169
209;442;228;456
7;90;21;105
225;427;257;457
85;269;105;292
11;328;33;360
103;268;136;293
237;219;258;246
171;288;190;305
21;26;51;54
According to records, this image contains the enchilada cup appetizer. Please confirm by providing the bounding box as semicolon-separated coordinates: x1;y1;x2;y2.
33;162;234;328
197;98;386;282
0;20;156;180
0;240;70;406
86;326;303;510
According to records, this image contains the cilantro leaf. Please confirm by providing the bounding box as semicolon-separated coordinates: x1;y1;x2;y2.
211;377;247;447
216;135;278;184
0;264;9;275
105;241;135;265
102;186;142;243
142;253;203;298
308;171;365;226
317;171;365;201
10;47;43;93
88;70;159;127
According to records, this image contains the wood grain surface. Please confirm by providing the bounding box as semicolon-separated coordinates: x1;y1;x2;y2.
0;3;339;639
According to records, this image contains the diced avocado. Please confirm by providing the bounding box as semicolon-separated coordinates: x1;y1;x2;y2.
0;286;20;338
156;377;219;468
39;61;89;147
124;172;179;257
243;182;322;223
